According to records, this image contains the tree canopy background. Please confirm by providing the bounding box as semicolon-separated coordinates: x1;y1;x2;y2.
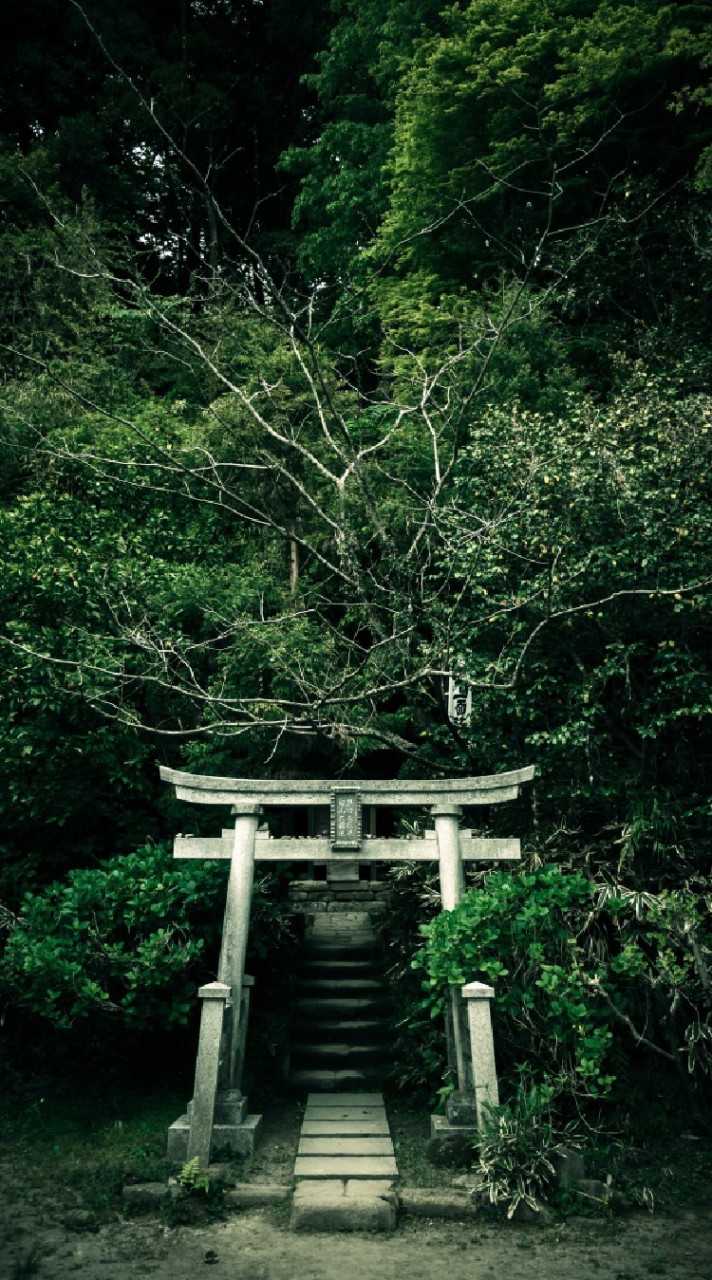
0;0;710;1118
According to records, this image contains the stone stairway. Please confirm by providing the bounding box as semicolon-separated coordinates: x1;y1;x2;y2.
288;912;392;1094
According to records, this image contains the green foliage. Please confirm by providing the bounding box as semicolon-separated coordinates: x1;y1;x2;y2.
414;867;712;1106
0;1079;183;1224
415;867;615;1097
166;1168;227;1227
0;347;297;895
0;0;711;1123
281;0;443;282
380;0;710;272
1;842;297;1035
1;842;219;1029
177;1156;211;1195
425;375;711;873
602;882;712;1079
0;0;330;294
472;1079;573;1217
10;1246;42;1280
287;1;712;388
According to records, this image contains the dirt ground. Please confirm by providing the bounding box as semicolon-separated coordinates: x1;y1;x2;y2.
2;1192;712;1280
2;1102;710;1280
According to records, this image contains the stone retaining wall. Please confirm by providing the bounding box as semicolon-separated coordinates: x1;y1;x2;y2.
288;880;392;914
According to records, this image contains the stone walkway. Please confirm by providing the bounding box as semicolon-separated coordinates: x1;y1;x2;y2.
295;1092;398;1178
291;1092;399;1231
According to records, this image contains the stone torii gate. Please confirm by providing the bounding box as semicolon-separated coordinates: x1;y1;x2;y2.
160;765;535;1165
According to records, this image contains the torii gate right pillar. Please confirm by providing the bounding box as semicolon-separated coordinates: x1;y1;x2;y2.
429;803;505;1148
432;803;471;1096
432;804;465;911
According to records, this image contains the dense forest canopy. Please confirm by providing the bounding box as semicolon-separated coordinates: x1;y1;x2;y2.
0;0;710;1112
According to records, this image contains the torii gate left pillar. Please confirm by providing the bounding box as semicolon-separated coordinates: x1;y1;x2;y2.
167;802;264;1165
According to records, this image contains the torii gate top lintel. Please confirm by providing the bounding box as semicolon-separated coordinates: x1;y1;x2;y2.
159;764;535;810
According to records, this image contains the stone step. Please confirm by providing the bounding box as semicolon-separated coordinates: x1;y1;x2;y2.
294;1155;398;1179
292;916;392;1092
304;1095;384;1105
291;1042;389;1068
301;1118;390;1137
305;1092;385;1106
291;1179;396;1233
303;944;378;963
295;996;391;1019
298;1135;394;1156
303;1103;386;1120
299;959;380;977
292;1017;389;1043
293;1036;390;1055
305;924;377;944
296;977;386;997
288;1068;387;1093
294;1090;397;1178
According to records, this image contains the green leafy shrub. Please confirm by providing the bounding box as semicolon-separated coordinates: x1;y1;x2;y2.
415;867;616;1099
1;840;297;1034
1;841;221;1028
413;866;711;1107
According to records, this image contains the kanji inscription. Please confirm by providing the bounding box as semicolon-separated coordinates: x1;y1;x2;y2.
330;789;362;852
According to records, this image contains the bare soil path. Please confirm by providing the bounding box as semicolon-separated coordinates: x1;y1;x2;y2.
2;1194;711;1280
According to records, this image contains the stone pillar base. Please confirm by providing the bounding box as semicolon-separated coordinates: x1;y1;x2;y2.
429;1114;479;1144
427;1088;490;1168
427;1115;479;1168
167;1113;262;1163
445;1089;479;1128
211;1090;250;1126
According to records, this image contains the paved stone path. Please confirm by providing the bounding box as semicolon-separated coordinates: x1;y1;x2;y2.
291;1092;399;1231
295;1092;398;1178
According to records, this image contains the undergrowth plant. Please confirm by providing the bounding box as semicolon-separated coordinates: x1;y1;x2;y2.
178;1156;211;1195
472;1079;570;1217
167;1156;227;1226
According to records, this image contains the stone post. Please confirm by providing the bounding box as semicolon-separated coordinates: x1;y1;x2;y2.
461;981;500;1128
218;804;261;1093
187;982;231;1166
